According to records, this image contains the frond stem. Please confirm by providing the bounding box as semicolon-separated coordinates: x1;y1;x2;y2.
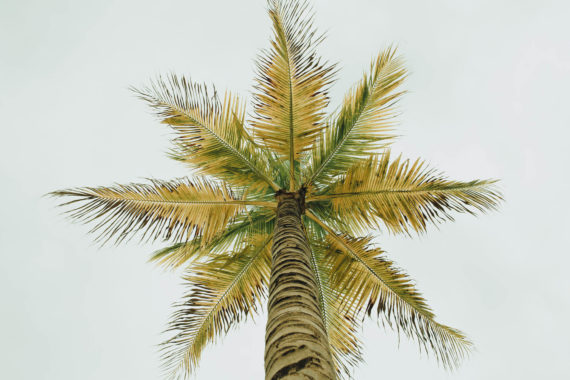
305;210;432;319
189;235;273;345
305;58;390;188
90;194;276;208
168;235;273;376
151;96;280;192
307;239;328;333
307;182;495;202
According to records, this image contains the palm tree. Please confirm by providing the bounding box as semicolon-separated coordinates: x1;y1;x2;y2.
51;0;502;379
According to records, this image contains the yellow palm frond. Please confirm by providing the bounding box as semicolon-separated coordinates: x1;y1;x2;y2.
252;0;336;190
150;208;275;270
50;177;270;244
305;223;363;378
307;211;472;369
309;151;502;235
132;74;280;192
305;47;406;187
162;235;272;378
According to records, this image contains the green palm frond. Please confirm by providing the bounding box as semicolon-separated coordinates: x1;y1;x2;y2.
150;208;275;270
305;221;363;378
252;0;336;190
305;198;354;237
50;177;269;244
132;75;280;192
307;211;472;369
305;47;406;187
162;235;272;378
309;151;502;235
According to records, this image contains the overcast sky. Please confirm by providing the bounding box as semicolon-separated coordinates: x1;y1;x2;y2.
1;0;569;379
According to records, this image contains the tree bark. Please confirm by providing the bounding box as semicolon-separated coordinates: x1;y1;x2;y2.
264;191;335;380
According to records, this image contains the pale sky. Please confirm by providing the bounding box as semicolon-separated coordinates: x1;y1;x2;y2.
1;0;569;379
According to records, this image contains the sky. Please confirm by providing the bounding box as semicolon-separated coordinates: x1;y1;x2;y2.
1;0;569;379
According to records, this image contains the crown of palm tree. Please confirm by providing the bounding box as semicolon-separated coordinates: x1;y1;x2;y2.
51;0;502;378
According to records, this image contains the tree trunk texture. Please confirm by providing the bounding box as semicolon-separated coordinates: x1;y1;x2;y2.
264;191;335;380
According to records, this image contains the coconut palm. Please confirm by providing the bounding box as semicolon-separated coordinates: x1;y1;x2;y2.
51;0;502;379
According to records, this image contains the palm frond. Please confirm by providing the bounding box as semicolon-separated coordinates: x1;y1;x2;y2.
50;177;268;244
306;211;472;369
132;74;280;192
252;0;336;190
305;220;363;378
161;235;272;378
305;47;406;187
150;208;275;270
309;151;502;235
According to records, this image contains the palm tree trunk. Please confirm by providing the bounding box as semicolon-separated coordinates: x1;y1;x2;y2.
264;190;335;380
